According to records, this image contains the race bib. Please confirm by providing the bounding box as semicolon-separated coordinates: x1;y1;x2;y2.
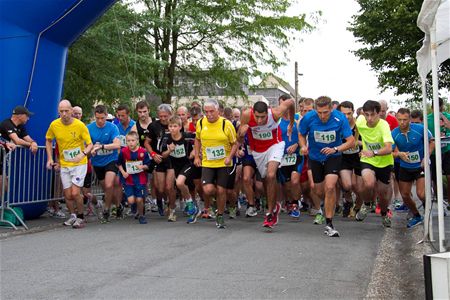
170;144;186;158
118;135;126;147
408;151;421;163
97;148;113;156
125;160;143;174
205;145;225;160
63;147;81;162
366;142;382;151
254;130;273;140
280;153;297;167
314;131;336;144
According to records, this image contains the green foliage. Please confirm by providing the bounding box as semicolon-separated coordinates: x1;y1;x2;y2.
64;3;156;114
348;0;450;106
64;0;313;113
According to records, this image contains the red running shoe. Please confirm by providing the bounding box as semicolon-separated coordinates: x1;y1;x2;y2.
263;213;275;228
375;204;381;215
272;202;281;225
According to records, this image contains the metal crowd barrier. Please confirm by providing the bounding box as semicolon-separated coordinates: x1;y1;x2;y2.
0;146;104;230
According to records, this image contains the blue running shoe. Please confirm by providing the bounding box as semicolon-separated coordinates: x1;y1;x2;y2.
407;215;423;228
157;200;165;216
289;204;300;218
395;204;409;213
139;216;147;224
185;201;197;216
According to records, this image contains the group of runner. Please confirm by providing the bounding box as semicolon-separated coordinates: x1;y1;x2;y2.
3;94;446;236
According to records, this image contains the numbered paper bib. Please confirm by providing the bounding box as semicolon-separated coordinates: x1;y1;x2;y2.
254;130;273;140
170;144;186;158
408;151;421;163
97;148;113;156
205;145;225;160
126;160;143;174
280;154;297;167
63;147;81;161
366;142;382;151
314;131;336;144
118;135;126;147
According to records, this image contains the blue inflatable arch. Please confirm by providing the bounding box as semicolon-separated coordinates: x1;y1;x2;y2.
0;0;117;218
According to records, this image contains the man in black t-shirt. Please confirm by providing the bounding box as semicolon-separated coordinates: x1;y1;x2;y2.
0;105;38;153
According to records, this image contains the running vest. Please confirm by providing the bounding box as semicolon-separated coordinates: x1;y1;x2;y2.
136;120;150;147
247;108;282;152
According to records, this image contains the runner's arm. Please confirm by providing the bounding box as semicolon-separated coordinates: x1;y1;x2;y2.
237;109;250;144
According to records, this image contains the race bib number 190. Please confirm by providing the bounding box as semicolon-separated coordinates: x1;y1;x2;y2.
254;130;273;140
205;145;225;160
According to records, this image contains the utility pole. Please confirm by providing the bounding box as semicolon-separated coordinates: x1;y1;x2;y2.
294;61;303;112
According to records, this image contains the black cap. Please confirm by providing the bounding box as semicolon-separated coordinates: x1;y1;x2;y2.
12;106;34;116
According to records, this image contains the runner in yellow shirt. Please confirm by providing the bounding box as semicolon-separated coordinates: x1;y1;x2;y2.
45;100;93;229
355;100;394;227
194;99;238;229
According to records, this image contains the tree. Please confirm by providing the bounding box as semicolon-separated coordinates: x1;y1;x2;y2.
64;3;156;112
137;0;313;103
348;0;450;105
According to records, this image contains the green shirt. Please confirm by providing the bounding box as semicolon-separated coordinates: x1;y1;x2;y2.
356;115;394;168
427;112;450;153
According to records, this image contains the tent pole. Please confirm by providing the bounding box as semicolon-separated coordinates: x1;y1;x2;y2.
422;79;434;242
430;19;446;253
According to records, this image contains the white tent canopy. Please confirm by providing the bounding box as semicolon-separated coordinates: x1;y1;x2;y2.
416;0;450;252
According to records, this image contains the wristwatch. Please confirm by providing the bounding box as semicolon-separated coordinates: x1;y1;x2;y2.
333;147;339;153
373;150;379;156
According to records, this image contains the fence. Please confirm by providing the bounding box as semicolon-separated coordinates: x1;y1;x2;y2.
0;146;104;230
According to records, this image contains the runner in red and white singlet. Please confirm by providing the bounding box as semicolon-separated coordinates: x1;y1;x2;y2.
238;99;295;229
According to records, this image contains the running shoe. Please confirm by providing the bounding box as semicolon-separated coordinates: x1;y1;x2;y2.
263;213;275;229
101;211;110;224
229;207;237;219
201;209;211;219
168;209;177;222
138;216;147;224
272;202;281;225
355;206;368;222
110;206;117;218
187;211;198;224
72;218;85;229
245;206;258;217
185;201;197;216
342;201;352;218
313;213;325;225
324;225;340;237
407;215;423;228
395;204;409;212
116;204;124;219
289;204;300;219
157;200;165;216
53;210;66;219
63;214;77;226
393;199;402;209
300;201;309;212
216;214;226;229
387;209;393;218
382;216;392;228
207;207;216;219
375;204;381;215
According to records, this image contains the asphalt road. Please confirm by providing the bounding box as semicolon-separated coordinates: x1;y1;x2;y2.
1;209;426;299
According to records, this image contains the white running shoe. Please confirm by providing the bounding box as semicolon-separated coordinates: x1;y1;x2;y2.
324;225;340;237
63;214;77;226
72;218;85;229
245;206;258;217
53;210;66;219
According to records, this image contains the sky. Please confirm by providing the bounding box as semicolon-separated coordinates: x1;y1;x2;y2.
276;0;407;110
